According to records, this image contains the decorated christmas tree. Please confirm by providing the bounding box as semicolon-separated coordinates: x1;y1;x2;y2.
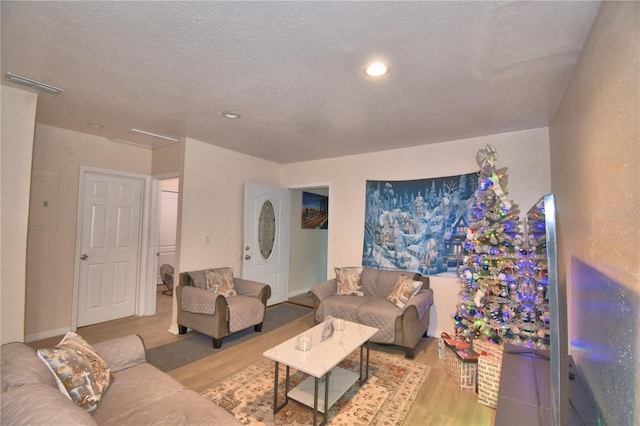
453;144;523;343
517;199;551;349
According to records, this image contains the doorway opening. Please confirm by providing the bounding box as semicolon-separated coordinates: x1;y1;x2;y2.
288;186;329;301
156;177;179;300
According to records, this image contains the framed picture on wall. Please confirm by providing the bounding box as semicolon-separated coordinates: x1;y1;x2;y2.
301;191;328;229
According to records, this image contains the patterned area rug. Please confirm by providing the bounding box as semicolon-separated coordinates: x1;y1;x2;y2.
201;349;429;425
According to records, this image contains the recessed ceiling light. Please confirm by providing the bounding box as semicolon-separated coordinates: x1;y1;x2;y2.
87;122;105;129
364;61;390;77
222;112;240;119
5;72;64;94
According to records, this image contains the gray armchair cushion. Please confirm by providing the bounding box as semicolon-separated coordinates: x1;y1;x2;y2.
227;295;265;333
187;270;208;289
180;285;220;315
234;277;268;298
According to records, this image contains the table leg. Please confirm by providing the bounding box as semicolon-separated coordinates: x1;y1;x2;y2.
359;341;371;385
312;374;329;426
324;371;330;419
313;377;319;426
273;362;290;414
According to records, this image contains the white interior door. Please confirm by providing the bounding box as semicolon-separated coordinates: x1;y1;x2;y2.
243;183;290;306
157;187;178;283
77;171;144;326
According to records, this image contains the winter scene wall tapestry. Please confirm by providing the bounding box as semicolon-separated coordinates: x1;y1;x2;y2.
362;172;478;276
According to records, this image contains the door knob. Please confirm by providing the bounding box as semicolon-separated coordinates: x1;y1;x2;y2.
80;254;88;260
244;255;251;260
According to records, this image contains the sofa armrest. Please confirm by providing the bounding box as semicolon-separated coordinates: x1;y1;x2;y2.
93;335;147;373
413;273;430;289
1;384;98;425
179;285;224;315
402;288;434;320
234;278;271;305
310;279;337;311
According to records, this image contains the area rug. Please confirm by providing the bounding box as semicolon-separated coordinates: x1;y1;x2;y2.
147;303;312;372
201;350;430;425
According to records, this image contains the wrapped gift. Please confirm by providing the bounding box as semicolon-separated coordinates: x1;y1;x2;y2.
438;332;468;359
438;332;449;359
438;337;446;359
473;340;504;408
443;337;479;392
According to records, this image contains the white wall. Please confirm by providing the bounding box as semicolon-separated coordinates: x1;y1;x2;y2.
549;2;639;423
282;127;551;336
1;86;38;344
25;125;152;340
152;142;181;176
289;188;328;295
173;137;282;330
177;138;281;274
14;122;551;341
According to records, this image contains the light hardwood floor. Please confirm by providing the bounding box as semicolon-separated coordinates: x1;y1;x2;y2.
29;292;495;426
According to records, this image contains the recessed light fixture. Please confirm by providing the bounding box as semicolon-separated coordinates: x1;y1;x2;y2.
5;72;64;94
364;61;390;77
222;112;240;119
87;122;105;129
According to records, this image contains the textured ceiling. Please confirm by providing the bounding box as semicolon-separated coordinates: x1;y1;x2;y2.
1;1;600;163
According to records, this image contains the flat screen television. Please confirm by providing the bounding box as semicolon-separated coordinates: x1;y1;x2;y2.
514;194;598;426
539;193;569;426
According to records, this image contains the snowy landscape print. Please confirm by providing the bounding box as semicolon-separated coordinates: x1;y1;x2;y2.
362;172;479;276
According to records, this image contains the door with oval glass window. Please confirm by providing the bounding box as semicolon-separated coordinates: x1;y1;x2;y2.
242;183;290;305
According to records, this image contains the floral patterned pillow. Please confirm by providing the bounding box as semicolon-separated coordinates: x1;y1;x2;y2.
335;266;364;296
205;267;237;297
36;332;113;413
387;274;423;309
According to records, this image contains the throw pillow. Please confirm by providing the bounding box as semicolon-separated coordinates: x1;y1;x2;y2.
205;267;237;297
36;332;113;414
387;274;423;309
335;266;364;296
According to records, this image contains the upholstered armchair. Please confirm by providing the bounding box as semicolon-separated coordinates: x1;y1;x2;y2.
176;267;271;348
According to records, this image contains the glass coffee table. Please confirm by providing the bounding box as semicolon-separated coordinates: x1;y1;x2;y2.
263;320;378;426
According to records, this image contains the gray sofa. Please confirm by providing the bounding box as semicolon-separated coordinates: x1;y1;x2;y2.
1;335;239;425
311;267;434;358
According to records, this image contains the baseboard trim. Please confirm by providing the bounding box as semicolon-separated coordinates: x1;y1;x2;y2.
25;326;71;343
287;288;312;298
427;326;454;339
